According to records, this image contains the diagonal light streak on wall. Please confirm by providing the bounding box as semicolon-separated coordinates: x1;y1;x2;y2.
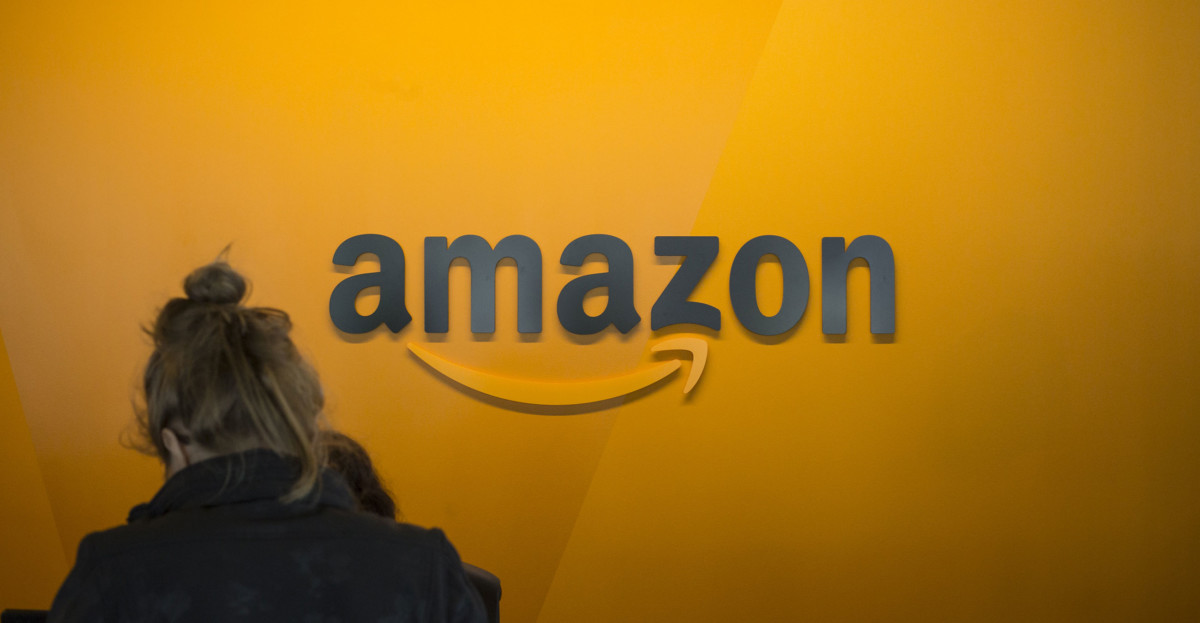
534;3;786;621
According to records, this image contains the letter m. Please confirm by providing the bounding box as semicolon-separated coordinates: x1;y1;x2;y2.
424;235;543;333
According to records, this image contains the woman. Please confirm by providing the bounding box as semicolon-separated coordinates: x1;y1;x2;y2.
321;430;401;520
319;431;501;623
49;260;484;622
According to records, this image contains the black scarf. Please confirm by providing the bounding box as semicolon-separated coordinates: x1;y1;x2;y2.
128;448;355;523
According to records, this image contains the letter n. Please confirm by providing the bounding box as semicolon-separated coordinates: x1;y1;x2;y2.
821;235;895;334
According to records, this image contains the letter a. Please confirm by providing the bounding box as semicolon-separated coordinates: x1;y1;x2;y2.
329;234;412;334
558;234;641;334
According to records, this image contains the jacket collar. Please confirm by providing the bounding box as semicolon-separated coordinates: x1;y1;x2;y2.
128;448;355;523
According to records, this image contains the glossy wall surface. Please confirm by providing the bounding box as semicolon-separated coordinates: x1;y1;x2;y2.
2;2;1199;620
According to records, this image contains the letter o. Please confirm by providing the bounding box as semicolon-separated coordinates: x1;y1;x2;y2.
728;235;809;336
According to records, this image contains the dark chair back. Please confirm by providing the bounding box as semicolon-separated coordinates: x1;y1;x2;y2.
0;610;48;623
463;562;502;623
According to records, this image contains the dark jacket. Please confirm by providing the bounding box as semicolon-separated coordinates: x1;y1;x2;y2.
48;450;486;623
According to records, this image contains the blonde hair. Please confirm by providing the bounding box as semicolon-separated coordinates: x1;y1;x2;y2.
136;260;323;501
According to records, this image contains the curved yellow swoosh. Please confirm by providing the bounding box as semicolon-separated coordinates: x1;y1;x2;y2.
407;337;707;406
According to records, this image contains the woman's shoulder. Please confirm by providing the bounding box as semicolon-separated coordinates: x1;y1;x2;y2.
326;509;462;557
78;506;461;567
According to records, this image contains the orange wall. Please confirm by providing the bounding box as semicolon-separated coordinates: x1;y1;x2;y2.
0;329;67;608
2;1;1199;621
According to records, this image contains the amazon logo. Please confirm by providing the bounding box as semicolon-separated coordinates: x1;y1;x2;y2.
330;234;894;407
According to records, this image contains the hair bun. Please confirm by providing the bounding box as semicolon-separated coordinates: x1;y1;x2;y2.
184;261;247;305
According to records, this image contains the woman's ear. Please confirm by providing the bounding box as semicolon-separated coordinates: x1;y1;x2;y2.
161;428;190;479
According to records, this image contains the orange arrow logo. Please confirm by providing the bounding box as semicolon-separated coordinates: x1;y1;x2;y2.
407;336;708;406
